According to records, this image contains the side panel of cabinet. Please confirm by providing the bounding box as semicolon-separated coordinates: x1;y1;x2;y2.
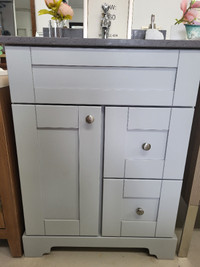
163;108;194;179
12;105;44;235
156;180;182;237
174;50;200;107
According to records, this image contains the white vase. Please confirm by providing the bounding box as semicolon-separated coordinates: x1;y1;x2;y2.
170;24;186;40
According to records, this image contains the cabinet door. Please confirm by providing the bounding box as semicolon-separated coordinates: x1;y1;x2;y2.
104;107;193;180
12;105;102;236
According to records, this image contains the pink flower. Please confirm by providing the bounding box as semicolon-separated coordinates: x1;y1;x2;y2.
184;8;198;22
45;0;58;8
57;3;74;17
181;0;189;13
191;1;200;8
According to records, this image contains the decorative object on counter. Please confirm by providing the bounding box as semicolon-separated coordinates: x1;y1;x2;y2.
101;3;111;39
38;0;74;37
132;29;166;40
145;15;164;40
170;24;187;40
175;0;200;39
43;27;83;38
84;0;133;39
185;23;200;38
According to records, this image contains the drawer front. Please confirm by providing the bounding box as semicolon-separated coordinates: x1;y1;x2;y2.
31;48;177;106
104;107;170;179
102;179;182;238
104;107;193;180
32;66;175;106
102;179;160;237
6;47;200;107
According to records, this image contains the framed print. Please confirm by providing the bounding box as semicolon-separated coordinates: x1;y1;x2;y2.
84;0;134;39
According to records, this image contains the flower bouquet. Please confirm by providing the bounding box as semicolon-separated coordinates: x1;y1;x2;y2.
175;0;200;25
39;0;74;37
175;0;200;39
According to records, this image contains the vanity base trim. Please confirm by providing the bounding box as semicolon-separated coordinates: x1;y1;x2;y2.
23;234;177;259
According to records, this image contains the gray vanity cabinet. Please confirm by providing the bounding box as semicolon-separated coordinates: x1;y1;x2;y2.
5;45;200;259
12;104;102;236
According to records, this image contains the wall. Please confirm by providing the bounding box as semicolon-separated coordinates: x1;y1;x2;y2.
34;0;183;38
132;0;182;38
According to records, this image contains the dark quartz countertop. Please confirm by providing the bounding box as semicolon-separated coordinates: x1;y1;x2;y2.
0;36;200;49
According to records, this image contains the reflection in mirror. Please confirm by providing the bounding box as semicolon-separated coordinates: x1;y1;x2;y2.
0;0;16;35
68;0;83;27
0;0;36;37
15;0;32;36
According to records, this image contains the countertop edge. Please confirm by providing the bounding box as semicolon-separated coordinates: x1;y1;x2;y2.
1;36;200;49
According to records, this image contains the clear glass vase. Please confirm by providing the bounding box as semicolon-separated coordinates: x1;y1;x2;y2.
54;20;63;38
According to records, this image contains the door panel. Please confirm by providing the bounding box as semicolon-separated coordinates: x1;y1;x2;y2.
38;129;79;220
12;104;102;236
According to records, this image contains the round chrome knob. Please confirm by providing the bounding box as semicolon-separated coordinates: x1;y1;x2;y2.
85;115;94;124
142;143;151;151
136;208;144;216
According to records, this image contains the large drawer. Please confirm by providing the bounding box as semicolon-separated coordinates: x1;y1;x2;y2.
6;47;200;106
32;66;176;106
31;48;178;106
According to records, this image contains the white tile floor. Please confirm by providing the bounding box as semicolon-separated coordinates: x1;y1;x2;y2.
0;230;199;267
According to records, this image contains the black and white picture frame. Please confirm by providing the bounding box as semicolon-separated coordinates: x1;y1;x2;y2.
84;0;134;39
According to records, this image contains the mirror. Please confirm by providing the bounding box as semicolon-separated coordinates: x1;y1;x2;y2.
0;0;36;37
15;0;36;36
68;0;83;28
0;0;84;37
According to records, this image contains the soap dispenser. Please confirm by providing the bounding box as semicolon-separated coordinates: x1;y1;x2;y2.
145;14;164;40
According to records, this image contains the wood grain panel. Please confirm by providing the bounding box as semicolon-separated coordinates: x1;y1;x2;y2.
0;198;5;228
0;87;24;256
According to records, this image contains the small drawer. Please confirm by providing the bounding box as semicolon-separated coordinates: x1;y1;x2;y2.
102;179;160;237
104;107;170;179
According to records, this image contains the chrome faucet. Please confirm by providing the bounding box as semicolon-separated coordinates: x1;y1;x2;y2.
101;3;111;39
